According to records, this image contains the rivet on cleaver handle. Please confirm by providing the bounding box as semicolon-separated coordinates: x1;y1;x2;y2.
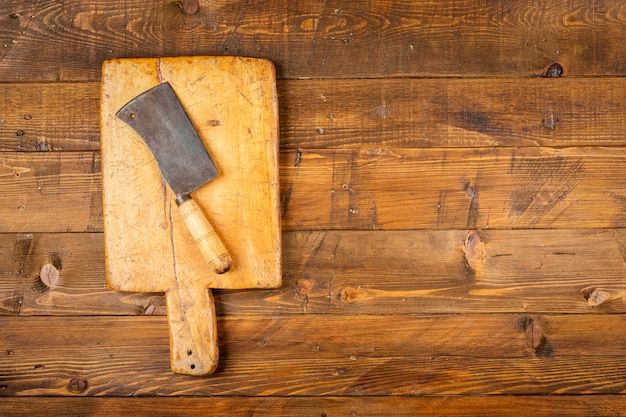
116;82;232;274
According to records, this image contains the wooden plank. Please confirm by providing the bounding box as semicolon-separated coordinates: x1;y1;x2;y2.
279;78;626;149
0;152;102;233
3;0;625;409
2;229;626;316
288;229;626;314
0;83;99;152
4;147;626;232
3;315;626;396
2;396;626;417
1;1;625;81
281;146;626;230
0;233;163;316
217;314;626;360
4;79;626;152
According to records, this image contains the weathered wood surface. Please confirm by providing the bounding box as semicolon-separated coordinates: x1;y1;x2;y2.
0;84;100;151
101;56;281;291
3;315;626;396
281;146;626;230
0;152;102;233
4;396;626;417
2;0;626;414
2;230;626;316
3;147;626;232
1;1;626;81
4;79;626;152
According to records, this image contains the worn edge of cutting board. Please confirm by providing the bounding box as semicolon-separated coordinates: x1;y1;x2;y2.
101;56;281;292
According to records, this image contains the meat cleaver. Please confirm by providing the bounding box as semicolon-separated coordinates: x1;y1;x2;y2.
116;82;232;275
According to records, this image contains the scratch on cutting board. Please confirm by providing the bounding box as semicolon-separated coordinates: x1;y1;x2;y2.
164;181;178;278
156;57;163;84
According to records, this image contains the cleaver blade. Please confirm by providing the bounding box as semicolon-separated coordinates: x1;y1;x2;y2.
116;82;232;274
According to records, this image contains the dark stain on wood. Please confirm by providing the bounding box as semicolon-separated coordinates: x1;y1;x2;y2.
541;114;559;130
31;272;51;294
48;252;63;271
280;185;292;218
458;112;490;132
534;340;556;358
11;233;36;273
449;111;511;143
369;103;391;120
294;148;303;167
463;179;480;229
508;153;585;225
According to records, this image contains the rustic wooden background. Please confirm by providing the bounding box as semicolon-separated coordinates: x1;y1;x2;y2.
2;0;626;415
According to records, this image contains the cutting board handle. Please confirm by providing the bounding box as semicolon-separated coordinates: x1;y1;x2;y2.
165;281;219;376
177;195;232;274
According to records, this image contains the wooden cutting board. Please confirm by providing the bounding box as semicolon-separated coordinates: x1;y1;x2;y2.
100;56;281;375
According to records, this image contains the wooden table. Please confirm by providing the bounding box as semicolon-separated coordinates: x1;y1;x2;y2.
2;1;626;415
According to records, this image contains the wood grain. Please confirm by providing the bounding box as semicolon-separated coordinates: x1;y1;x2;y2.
5;78;626;152
2;0;626;411
281;146;626;230
3;229;626;316
0;83;99;151
5;147;626;232
0;232;157;316
1;1;626;81
3;315;626;396
3;396;626;417
0;151;102;233
279;78;626;149
288;229;626;314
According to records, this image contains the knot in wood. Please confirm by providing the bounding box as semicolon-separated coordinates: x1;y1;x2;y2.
463;231;485;272
525;319;545;350
68;376;88;393
178;0;199;15
341;286;368;303
541;63;563;78
39;263;60;288
581;286;611;307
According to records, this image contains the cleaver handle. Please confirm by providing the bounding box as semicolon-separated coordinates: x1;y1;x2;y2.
166;281;219;376
176;194;232;274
